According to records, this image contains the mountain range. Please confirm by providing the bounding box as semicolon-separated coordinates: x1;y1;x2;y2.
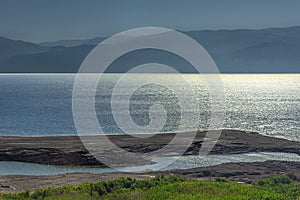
1;26;300;73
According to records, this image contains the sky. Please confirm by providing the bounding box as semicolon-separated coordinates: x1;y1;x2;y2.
1;0;300;42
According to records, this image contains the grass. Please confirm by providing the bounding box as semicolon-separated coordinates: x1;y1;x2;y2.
1;174;300;200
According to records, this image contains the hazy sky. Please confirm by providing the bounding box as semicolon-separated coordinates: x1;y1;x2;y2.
1;0;300;42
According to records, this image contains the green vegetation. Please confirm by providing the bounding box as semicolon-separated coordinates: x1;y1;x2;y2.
1;174;300;200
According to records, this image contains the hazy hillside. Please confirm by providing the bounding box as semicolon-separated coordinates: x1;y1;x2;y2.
0;37;48;61
39;37;106;47
1;26;300;73
2;45;94;73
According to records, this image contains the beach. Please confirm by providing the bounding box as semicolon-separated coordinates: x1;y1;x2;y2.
1;130;300;192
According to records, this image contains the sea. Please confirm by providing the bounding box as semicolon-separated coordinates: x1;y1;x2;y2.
0;73;299;175
0;74;299;141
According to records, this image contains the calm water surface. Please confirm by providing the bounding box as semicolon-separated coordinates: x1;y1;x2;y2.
0;74;299;141
0;152;299;176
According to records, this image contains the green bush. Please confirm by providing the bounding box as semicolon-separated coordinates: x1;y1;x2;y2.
215;177;228;182
257;175;291;187
1;174;299;200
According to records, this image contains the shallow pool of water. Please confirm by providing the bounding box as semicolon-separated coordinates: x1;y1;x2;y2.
0;152;299;176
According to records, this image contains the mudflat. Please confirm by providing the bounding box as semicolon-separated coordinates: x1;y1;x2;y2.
1;130;300;192
1;161;300;193
0;130;299;166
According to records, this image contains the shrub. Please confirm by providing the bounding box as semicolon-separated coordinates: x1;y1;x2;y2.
215;177;228;182
1;174;299;200
286;172;298;181
257;175;292;187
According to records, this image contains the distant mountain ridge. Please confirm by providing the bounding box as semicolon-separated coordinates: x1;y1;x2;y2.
1;26;300;73
39;37;106;47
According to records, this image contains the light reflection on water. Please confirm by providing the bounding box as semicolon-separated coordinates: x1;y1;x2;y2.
0;74;299;141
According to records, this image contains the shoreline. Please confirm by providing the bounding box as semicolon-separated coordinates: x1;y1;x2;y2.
1;129;300;192
0;130;300;166
1;160;299;193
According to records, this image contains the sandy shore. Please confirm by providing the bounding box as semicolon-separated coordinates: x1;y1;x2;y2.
0;130;300;166
0;161;299;193
1;130;300;192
